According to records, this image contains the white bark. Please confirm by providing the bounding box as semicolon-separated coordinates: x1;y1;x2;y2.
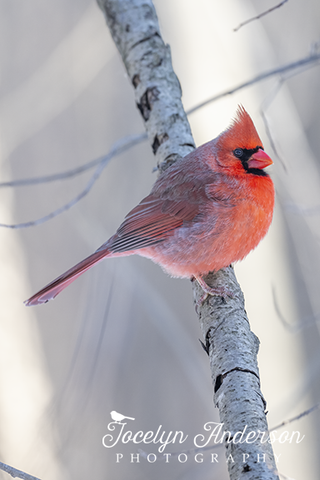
97;0;195;171
97;1;279;478
194;267;278;478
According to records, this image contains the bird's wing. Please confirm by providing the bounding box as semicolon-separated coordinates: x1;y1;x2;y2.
103;195;197;253
98;166;220;254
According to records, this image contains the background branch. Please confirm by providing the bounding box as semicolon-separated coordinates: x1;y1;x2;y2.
186;51;320;116
2;50;319;230
270;402;320;432
0;461;41;480
0;133;145;228
0;133;146;188
1;50;318;191
233;0;289;32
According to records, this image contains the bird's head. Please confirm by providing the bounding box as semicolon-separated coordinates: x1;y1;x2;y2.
216;105;273;176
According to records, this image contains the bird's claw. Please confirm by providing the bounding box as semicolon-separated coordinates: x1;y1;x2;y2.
193;275;233;312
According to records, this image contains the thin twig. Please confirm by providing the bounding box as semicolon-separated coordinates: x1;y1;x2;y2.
261;108;285;167
270;402;320;432
260;78;287;171
233;0;289;32
0;133;146;229
272;286;320;333
0;461;41;480
282;200;320;216
186;52;320;116
0;133;146;188
259;53;320;173
0;165;103;228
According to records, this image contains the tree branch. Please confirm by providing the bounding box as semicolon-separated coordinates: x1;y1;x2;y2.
0;133;146;188
0;461;41;480
186;51;320;116
272;286;320;333
270;402;320;432
97;0;195;172
233;0;289;32
97;1;279;478
0;133;146;228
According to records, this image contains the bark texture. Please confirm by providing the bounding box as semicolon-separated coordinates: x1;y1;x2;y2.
97;1;279;478
194;267;278;478
97;0;195;171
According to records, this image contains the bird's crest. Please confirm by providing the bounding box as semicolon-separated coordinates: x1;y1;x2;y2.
217;105;263;152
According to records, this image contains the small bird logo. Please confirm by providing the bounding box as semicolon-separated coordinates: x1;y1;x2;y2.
110;410;135;423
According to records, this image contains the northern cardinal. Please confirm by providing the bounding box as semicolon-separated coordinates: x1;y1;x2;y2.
25;106;274;307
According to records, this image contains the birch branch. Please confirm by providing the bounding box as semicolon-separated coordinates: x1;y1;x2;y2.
101;2;279;478
97;0;195;172
193;268;278;478
96;0;279;478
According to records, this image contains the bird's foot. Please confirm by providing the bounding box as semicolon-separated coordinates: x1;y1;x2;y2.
193;275;233;309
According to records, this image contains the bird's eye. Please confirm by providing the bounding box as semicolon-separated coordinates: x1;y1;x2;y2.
234;148;243;158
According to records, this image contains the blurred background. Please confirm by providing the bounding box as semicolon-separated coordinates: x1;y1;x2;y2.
0;0;319;479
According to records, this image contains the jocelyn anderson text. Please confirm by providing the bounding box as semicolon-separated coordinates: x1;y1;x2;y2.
102;421;305;454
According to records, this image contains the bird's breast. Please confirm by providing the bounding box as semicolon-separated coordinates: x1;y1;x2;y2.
139;175;274;278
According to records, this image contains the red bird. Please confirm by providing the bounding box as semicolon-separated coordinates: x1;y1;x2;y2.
25;106;274;306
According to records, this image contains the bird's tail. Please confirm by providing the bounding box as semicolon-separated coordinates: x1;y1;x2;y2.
24;248;112;306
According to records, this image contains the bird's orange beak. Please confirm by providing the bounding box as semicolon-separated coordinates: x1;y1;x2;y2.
248;149;273;170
